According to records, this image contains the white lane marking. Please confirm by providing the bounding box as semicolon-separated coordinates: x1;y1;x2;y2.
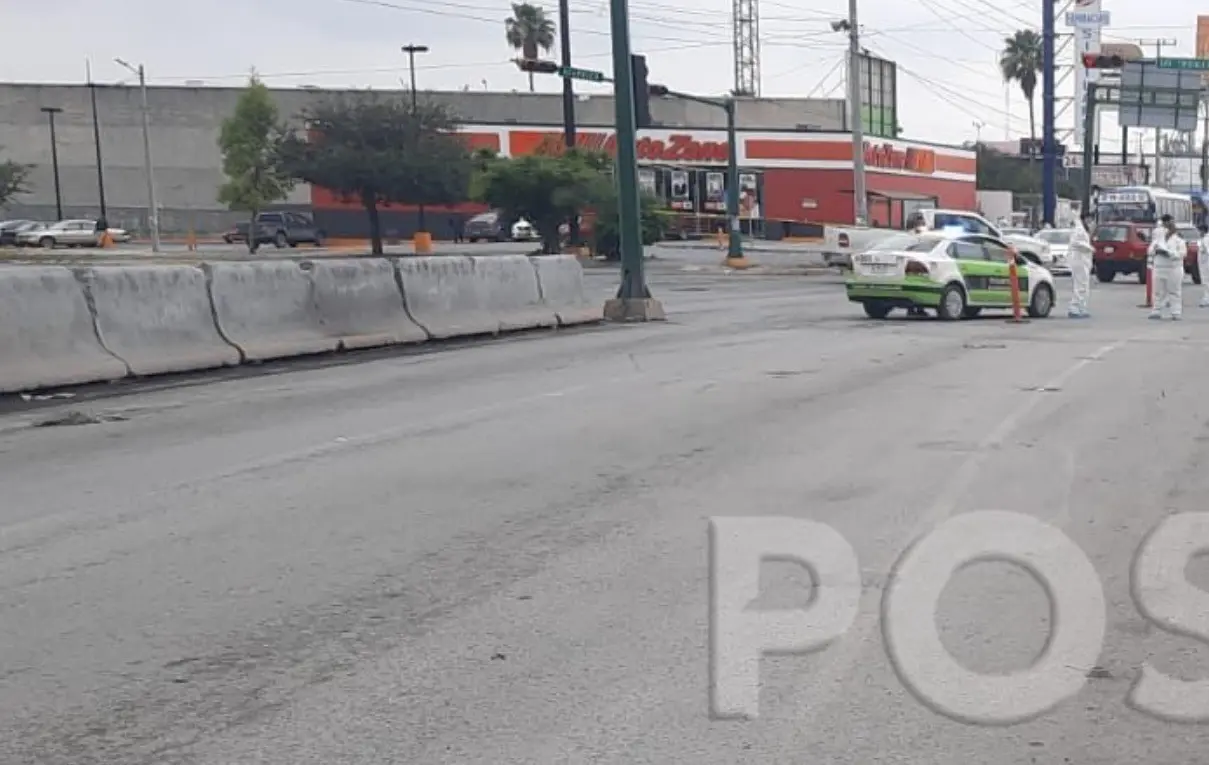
781;338;1126;727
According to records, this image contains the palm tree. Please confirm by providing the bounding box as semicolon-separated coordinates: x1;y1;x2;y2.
999;30;1043;148
505;2;556;92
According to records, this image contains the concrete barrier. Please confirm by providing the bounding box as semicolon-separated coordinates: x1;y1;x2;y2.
529;255;603;326
0;267;128;394
81;265;241;376
395;256;500;338
470;255;557;331
311;258;428;349
207;261;336;362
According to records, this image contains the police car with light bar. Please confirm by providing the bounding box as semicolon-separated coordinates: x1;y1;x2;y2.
845;229;1057;320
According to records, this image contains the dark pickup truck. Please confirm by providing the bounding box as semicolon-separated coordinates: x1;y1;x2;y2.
223;212;325;248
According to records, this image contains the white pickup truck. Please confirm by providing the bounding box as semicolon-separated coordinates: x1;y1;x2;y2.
823;209;1053;270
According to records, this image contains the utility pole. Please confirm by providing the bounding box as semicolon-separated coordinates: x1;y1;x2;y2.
1202;98;1208;192
86;60;107;222
1042;0;1056;226
1137;38;1176;185
844;0;868;225
402;44;430;238
601;0;663;321
557;0;580;246
115;59;160;253
40;107;64;221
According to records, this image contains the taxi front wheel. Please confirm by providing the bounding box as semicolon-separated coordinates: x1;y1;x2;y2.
936;284;966;321
1027;282;1054;318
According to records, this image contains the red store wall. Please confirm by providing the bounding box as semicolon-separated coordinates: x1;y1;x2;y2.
761;168;978;227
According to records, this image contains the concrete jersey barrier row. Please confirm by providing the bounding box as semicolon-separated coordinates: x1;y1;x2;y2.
207;259;431;362
0;254;599;394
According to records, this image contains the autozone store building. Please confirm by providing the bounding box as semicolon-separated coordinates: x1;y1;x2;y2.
310;125;977;241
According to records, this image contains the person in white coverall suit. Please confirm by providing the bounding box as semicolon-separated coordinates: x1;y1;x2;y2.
1198;223;1209;307
1148;214;1186;320
1067;213;1094;318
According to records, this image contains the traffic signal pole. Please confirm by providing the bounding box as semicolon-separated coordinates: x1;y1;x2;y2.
1080;81;1096;216
648;86;747;267
557;0;580;247
601;0;664;321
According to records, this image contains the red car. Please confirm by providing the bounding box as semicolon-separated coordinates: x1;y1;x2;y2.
1093;221;1202;285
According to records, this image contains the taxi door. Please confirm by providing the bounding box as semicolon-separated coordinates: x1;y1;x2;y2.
948;239;1004;306
951;238;1027;306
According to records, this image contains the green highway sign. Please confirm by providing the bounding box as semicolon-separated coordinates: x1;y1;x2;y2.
558;66;605;82
1156;58;1209;71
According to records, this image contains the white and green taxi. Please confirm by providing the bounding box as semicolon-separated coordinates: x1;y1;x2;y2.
845;230;1057;320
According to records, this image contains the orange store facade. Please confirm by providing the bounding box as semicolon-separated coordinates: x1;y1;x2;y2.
308;125;977;240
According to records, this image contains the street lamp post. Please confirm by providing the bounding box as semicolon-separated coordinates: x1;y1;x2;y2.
40;107;64;221
115;58;161;253
845;0;867;225
85;60;108;222
402;44;430;239
832;5;867;226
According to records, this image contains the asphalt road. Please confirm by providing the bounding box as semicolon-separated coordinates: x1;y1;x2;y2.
4;271;1209;764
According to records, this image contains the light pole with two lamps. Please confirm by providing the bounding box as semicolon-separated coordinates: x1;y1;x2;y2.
831;4;868;226
114;57;161;253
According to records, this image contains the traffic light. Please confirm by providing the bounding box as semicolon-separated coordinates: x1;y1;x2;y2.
632;54;651;128
514;58;559;74
1082;53;1125;69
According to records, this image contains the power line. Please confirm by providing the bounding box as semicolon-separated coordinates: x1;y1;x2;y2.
149;41;730;84
895;60;1029;130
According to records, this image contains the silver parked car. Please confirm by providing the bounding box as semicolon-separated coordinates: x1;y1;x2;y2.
16;220;131;248
999;227;1055;271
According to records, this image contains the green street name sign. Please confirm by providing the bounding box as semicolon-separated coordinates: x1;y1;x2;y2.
1156;58;1209;71
558;66;605;82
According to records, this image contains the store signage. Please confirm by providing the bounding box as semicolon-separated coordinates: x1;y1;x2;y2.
864;142;937;174
527;132;729;163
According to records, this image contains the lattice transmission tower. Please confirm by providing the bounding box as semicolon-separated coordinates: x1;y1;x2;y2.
733;0;761;96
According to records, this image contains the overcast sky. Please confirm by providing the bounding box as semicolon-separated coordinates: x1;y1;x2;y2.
1;0;1200;148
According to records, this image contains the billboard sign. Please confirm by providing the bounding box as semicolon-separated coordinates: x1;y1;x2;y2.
1072;0;1104;147
1117;61;1201;131
857;53;898;139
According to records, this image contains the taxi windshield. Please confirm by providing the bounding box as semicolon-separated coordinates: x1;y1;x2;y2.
868;233;941;253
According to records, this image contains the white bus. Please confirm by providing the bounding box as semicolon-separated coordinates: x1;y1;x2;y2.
1095;186;1194;225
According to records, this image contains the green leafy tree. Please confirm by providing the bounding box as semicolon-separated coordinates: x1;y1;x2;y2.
1000;30;1043;149
280;96;473;255
217;76;294;253
590;192;667;261
505;2;556;91
0;150;31;209
470;147;499;173
473;151;609;254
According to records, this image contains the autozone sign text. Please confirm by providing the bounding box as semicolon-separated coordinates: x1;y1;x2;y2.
526;132;729;163
864;143;937;174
